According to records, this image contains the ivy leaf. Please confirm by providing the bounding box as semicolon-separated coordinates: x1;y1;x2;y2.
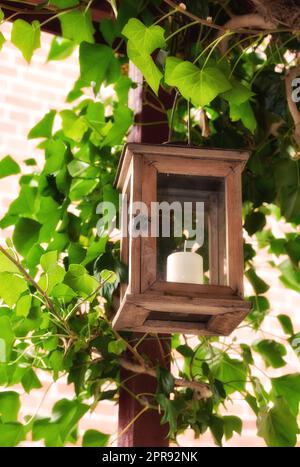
64;264;99;297
245;268;269;294
44;138;66;174
32;419;63;447
209;415;224;447
59;11;95;44
253;339;286;368
211;354;247;394
0;156;20;179
0;423;25;447
79;42;120;93
60;110;88;142
51;283;77;303
277;314;294;336
0;391;20;423
223;415;242;440
39;251;65;294
101;105;133;147
244;211;266;235
11;19;40;63
222;81;254;105
0;272;27;307
47;36;76;61
229;101;257;133
21;368;42;393
13;218;41;256
122;18;166;95
247;295;270;329
82;430;109;447
28;110;56;139
15;294;32;317
0;316;15;363
278;259;300;293
257;398;298;447
271;374;300;416
0;32;5;51
156;394;180;438
165;59;232;107
156;367;175;396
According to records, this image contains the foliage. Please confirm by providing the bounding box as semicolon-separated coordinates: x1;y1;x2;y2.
0;0;300;447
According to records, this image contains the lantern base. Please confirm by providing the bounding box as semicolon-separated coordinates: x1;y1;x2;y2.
112;282;252;336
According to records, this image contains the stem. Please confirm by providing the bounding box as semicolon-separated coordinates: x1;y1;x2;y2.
167;90;179;142
187;99;191;145
165;20;198;41
0;245;55;315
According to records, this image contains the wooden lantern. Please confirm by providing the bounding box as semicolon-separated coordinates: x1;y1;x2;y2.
112;143;252;336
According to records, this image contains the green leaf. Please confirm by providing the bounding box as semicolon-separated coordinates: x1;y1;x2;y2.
245;268;269;294
16;294;32;317
47;36;76;61
0;272;27;307
64;264;99;297
278;259;300;293
79;42;120;92
0;31;5;51
32;419;63;447
82;430;109;447
0;156;20;179
44;138;66;174
244;211;266;235
257;398;298;447
209;415;224;446
0;249;20;274
11;19;40;63
39;251;65;294
13;218;41;256
223;415;242;440
52;398;88;442
59;11;95;44
51;283;77;303
0;422;25;447
156;394;180;438
0;391;20;422
28;110;56;139
101;105;133;147
247;295;270;329
123;18;166;95
222;82;254;105
211;354;247;394
21;368;42;393
277;314;294;336
253;339;286;368
229;100;257;132
107;339;126;355
60;110;88;142
156;367;175;396
165;58;232;107
271;374;300;416
0;316;15;363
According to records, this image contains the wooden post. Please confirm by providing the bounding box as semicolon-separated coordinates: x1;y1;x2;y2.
118;64;173;447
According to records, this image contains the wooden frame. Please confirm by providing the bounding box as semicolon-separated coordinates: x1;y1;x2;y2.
113;143;252;336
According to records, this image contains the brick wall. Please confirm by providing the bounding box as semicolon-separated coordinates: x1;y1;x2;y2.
0;22;299;447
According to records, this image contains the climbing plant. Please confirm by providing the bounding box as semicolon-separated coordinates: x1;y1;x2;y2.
0;0;300;447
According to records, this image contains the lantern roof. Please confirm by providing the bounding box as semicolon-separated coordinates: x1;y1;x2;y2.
114;143;249;190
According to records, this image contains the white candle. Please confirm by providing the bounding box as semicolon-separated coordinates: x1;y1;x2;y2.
166;252;203;284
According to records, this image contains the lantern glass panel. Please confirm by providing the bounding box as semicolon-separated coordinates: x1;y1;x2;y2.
157;173;227;285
